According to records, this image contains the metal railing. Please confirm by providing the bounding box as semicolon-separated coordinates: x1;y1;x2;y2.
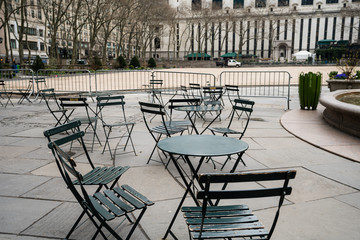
36;69;92;94
94;70;152;92
0;69;35;93
152;71;217;90
219;71;291;109
0;68;292;109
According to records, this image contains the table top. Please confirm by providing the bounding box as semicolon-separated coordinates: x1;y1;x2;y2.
174;105;223;112
157;135;248;157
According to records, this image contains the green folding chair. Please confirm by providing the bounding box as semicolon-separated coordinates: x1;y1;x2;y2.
182;169;296;240
47;129;153;239
96;95;136;159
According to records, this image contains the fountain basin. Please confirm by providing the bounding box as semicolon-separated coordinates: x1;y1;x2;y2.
319;90;360;138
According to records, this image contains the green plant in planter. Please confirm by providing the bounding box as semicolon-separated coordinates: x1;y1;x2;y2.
299;72;322;110
328;71;338;79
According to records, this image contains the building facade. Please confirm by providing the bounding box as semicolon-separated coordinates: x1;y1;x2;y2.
157;0;360;61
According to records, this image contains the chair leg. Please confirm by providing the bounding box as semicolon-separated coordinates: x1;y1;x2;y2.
146;134;162;164
123;124;136;155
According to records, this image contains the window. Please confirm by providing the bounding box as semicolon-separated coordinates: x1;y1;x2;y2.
284;19;288;40
326;0;338;3
301;0;313;5
192;0;201;10
307;18;311;51
233;0;244;8
155;37;161;49
212;0;222;10
255;0;266;8
40;43;44;51
23;41;38;50
10;39;17;49
31;9;35;18
278;0;289;6
299;19;304;51
39;29;43;37
38;9;42;19
10;24;14;33
332;17;337;40
324;17;328;39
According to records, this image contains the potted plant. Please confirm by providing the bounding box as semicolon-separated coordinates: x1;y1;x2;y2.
327;53;360;92
299;72;322;110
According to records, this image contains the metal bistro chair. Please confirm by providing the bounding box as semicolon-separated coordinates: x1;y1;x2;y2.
166;98;201;134
0;80;14;107
59;97;101;151
182;169;296;240
39;88;71;127
46;126;153;240
139;101;186;165
225;84;242;119
96;95;136;159
208;98;255;169
44;120;130;193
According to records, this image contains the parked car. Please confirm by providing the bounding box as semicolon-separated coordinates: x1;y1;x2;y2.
215;59;241;67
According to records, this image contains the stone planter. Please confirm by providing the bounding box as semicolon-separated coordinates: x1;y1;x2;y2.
319;89;360;138
326;79;360;92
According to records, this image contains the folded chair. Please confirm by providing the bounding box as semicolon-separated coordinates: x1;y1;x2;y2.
40;88;71;126
182;169;296;240
139;101;186;164
208;98;255;169
96;95;136;159
47;131;153;240
59;97;101;151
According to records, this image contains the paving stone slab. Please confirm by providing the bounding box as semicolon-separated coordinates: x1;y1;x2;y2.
335;191;360;209
0;196;60;234
246;147;346;168
9;128;46;138
22;177;76;202
262;167;357;203
0;173;51;197
0;234;54;240
116;165;184;202
0;145;40;159
0;158;50;174
256;198;360;240
306;161;360;190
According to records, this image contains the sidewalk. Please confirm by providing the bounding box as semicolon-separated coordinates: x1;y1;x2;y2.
0;91;359;240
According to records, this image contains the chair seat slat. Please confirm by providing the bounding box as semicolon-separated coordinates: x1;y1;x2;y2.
184;209;253;218
96;167;129;184
113;187;145;209
88;195;115;221
191;229;269;239
104;189;134;212
185;215;258;225
122;184;154;206
182;204;249;212
94;192;125;216
189;222;264;232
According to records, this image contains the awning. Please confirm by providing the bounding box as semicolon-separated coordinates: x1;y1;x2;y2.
221;52;240;58
317;39;336;46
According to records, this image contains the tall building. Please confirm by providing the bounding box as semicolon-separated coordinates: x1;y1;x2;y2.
156;0;360;61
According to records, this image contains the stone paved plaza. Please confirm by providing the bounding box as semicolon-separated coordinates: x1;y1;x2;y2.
0;68;360;239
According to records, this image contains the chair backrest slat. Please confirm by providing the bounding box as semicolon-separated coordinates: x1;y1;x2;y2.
51;131;85;146
197;187;293;200
199;170;296;184
43;120;81;137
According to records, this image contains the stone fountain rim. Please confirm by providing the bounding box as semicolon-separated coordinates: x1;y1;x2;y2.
319;89;360;114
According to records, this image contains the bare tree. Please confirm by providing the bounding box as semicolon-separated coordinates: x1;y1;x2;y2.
39;0;73;63
65;0;88;65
